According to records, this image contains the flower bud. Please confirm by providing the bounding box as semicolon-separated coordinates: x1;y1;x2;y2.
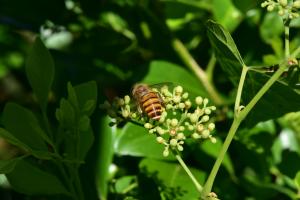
173;96;181;103
202;115;210;122
278;9;285;16
157;127;165;135
195;96;203;105
185;100;192;109
188;125;194;131
118;98;125;106
197;124;204;132
170;129;176;136
124;95;130;104
177;145;183;151
177;133;185;140
208;123;215;131
179;103;185;109
210;137;217;144
182;92;189;99
131;113;137;118
261;1;268;7
204;108;211;115
156;136;165;144
279;0;287;7
144;123;153;129
163;148;169;157
267;4;274;11
174;86;183;94
170;139;177;146
211;106;216;111
293;0;300;8
203;98;209;106
192;133;200;139
178;126;185;131
190;113;198;123
166;104;173;110
202;129;210;138
171;119;178;127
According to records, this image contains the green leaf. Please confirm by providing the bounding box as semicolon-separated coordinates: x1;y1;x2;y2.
115;123;174;160
97;116;115;200
207;20;300;127
260;12;284;44
56;98;76;128
115;176;136;193
139;158;206;200
212;0;243;32
25;37;55;111
74;81;97;116
0;156;24;174
207;20;245;84
2;103;48;152
199;138;234;176
6;159;69;195
294;171;300;190
142;60;208;98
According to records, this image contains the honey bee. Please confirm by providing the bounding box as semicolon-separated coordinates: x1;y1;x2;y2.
132;83;165;120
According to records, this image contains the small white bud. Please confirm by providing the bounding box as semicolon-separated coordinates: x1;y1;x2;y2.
173;111;177;115
294;0;300;8
202;115;210;122
170;139;177;146
203;98;209;106
204;108;211;115
182;92;189;99
170;129;176;136
190;113;198;123
174;86;183;94
177;133;185;140
208;123;215;131
166;104;173;110
177;145;183;151
157;127;165;135
278;9;285;16
144;123;153;129
171;118;178;127
131;113;137;118
210;106;216;111
173;96;181;103
210;137;217;144
122;110;130;118
202;129;210;138
179;103;185;109
188;125;194;131
156;136;165;143
178;126;185;131
163;148;169;157
192;133;200;139
197;124;204;132
124;95;130;104
185;100;192;109
118;98;125;106
261;1;268;7
279;0;287;7
195;96;203;105
267;5;274;11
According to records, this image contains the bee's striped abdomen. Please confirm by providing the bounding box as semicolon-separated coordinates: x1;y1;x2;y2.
141;92;162;120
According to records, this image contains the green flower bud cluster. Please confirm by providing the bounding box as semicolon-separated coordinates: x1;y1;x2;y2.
100;85;217;157
261;0;300;19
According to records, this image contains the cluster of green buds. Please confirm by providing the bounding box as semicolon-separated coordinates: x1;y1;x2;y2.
261;0;300;19
100;85;217;157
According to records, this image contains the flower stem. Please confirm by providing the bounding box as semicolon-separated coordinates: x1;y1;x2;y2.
171;38;224;105
285;25;290;59
206;53;217;83
201;62;288;198
234;65;248;116
175;153;203;193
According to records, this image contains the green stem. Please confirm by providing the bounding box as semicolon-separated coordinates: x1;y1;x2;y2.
201;63;288;198
175;153;203;193
285;25;290;59
234;66;248;116
171;38;224;105
56;161;76;199
206;53;217;83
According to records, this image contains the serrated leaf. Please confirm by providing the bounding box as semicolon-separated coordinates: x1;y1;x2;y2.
139;158;206;200
2;103;48;152
142;60;207;98
260;12;284;44
25;37;54;111
6;159;69;195
207;20;245;84
114;123;174;160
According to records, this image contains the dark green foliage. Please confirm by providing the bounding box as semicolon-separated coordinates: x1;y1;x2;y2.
0;0;300;200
